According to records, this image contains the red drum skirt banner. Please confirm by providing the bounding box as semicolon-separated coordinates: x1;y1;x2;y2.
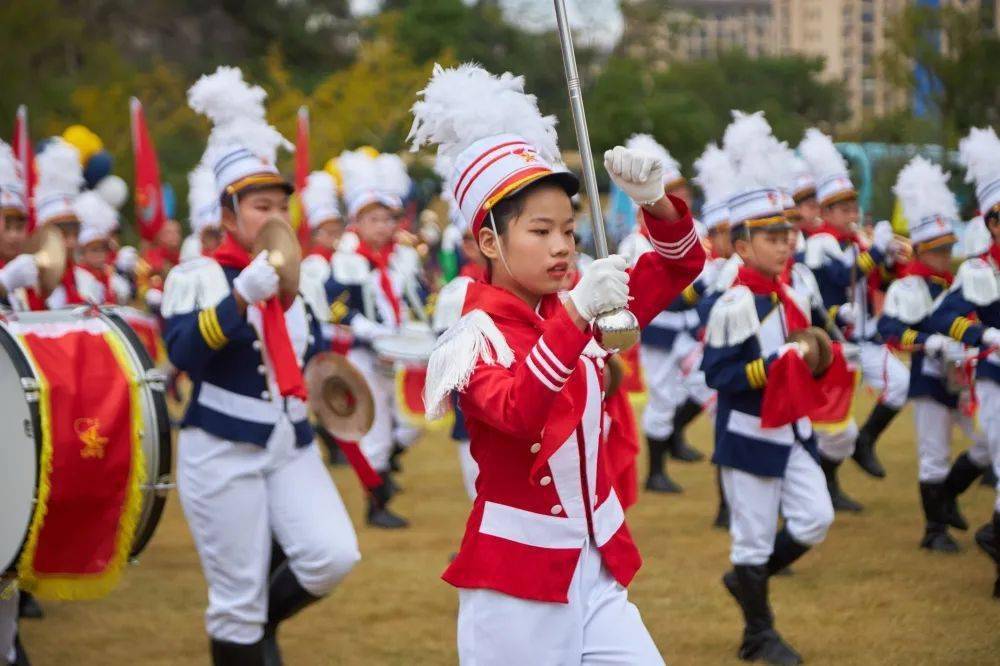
14;318;144;600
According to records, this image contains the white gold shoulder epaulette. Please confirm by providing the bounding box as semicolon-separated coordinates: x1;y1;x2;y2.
804;233;844;270
331;251;370;284
705;285;760;347
883;275;933;324
955;257;1000;306
161;257;229;317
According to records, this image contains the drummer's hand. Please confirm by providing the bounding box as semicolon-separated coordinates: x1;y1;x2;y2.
233;251;278;312
0;254;38;295
568;255;629;326
604;146;679;220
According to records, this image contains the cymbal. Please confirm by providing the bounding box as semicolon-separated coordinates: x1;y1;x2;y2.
788;326;834;376
252;218;301;301
26;224;67;294
305;352;375;441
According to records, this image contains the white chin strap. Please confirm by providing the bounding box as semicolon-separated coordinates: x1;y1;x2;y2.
487;208;518;285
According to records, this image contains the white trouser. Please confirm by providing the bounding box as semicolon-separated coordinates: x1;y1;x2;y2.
457;543;663;666
859;342;909;410
816;420;859;462
912;398;991;483
0;588;16;664
722;444;834;566
640;344;687;439
349;348;423;471
456;440;479;501
178;418;360;644
976;380;1000;512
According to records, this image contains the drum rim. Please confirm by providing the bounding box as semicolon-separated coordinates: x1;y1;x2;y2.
101;309;172;559
0;321;42;575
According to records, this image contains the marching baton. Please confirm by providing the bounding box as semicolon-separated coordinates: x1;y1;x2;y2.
553;0;640;352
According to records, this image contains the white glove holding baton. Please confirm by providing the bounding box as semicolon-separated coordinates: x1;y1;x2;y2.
0;254;39;294
233;251;279;305
569;255;630;323
604;146;665;206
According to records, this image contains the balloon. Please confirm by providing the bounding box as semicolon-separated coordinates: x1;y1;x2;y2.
161;182;176;219
62;125;104;164
83;150;113;189
324;157;343;191
95;175;129;209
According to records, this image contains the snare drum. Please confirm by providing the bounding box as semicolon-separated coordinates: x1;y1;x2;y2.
372;323;437;377
0;307;171;599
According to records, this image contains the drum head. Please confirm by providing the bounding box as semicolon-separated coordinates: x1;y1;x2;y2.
0;324;38;572
373;332;437;366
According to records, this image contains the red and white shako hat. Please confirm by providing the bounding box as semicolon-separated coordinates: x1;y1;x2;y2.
188;66;292;201
34;138;84;226
722;110;791;231
893;156;958;252
799;127;855;208
408;63;578;237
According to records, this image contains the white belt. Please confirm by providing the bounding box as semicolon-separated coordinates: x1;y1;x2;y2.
198;382;308;424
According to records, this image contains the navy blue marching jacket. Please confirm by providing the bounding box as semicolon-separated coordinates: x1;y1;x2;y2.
878;269;958;408
700;285;818;478
928;256;1000;386
323;243;430;350
162;256;325;447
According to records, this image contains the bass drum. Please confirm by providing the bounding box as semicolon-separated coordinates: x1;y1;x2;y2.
0;307;171;578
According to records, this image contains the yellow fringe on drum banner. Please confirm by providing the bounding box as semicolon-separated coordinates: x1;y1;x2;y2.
395;368;451;432
18;334;146;601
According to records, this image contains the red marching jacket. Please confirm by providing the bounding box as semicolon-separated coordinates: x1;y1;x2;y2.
424;198;704;603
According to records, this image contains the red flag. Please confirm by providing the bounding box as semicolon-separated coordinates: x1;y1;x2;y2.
129;98;166;242
12;105;36;231
295;106;311;249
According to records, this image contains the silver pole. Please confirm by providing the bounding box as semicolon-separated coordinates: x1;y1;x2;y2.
553;0;639;351
553;0;608;259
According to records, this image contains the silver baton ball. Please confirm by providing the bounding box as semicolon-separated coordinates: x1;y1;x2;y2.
553;0;639;352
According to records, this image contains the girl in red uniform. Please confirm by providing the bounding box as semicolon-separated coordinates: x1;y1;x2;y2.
414;63;705;665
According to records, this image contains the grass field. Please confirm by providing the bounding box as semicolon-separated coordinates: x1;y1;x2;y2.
19;395;1000;665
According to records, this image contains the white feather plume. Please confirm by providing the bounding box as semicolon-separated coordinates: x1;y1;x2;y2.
721;110;788;191
376;153;411;200
338;149;379;202
35;138;83;201
625;134;680;173
0;141;21;188
74;190;119;242
302;171;338;213
693;143;736;204
188;163;219;231
408;63;560;178
798;128;847;181
958;126;1000;188
892;156;958;224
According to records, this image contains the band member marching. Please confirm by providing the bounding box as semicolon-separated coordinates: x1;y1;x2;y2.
164;66;359;664
0;140;37;310
617;134;705;495
324;149;428;528
702;133;838;664
878;156;992;554
73;191;132;305
413;62;704;665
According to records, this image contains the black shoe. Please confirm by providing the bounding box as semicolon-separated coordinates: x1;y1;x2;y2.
990;511;1000;599
766;528;811;577
820;456;863;512
981;466;998;488
740;631;804;665
645;436;683;493
918;482;959;553
975;521;997;561
262;562;323;666
210;638;266;666
388;442;405;473
942;452;985;531
668;399;705;462
17;592;43;620
367;504;410;528
921;528;960;553
729;565;803;665
851;404;898;478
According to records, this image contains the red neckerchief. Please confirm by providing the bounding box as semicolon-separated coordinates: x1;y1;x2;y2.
779;257;795;286
214;233;307;401
143;244;180;275
458;261;487;282
26;258;83;310
902;259;953;286
987;242;1000;269
355;240;402;325
80;264;116;304
308;246;333;262
736;264;809;332
815;220;858;245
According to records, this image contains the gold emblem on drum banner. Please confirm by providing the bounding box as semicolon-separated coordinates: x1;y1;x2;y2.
75;418;109;459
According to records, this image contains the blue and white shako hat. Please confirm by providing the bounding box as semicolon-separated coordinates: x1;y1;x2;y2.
625;134;685;191
799;128;855;207
893;156;958;252
188;66;292;201
409;63;578;238
722;110;791;232
75;190;119;247
0;140;27;217
693;142;735;231
34;138;83;226
301;170;342;227
338;150;410;219
959;126;1000;217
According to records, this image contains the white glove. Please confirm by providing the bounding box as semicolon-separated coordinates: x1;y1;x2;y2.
568;255;629;322
0;254;38;293
115;246;139;274
837;302;857;326
603;146;665;206
923;334;948;355
145;287;163;309
872;220;894;254
982;328;1000;348
233;251;279;305
777;342;806;359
